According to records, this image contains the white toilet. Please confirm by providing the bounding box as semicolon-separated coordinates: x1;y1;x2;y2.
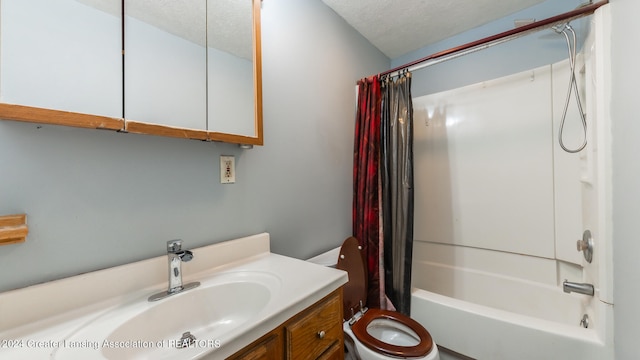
309;237;440;360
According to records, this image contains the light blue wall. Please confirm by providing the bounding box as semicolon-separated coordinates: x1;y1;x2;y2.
391;0;585;97
245;0;389;257
0;0;389;292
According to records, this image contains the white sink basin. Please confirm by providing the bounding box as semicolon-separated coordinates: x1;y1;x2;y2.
0;234;349;360
52;271;281;360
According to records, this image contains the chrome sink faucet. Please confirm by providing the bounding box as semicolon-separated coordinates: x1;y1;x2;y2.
149;239;200;302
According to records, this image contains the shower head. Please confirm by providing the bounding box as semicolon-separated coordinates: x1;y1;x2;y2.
552;23;574;34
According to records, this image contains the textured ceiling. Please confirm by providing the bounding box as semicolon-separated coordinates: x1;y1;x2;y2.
321;0;548;58
76;0;253;60
77;0;551;61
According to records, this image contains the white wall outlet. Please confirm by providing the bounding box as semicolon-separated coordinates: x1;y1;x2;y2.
220;156;235;184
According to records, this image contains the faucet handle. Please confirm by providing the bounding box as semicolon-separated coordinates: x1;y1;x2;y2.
180;250;194;262
167;239;183;253
576;230;593;263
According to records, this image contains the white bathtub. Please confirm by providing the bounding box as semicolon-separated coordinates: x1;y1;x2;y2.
411;286;613;360
410;242;614;360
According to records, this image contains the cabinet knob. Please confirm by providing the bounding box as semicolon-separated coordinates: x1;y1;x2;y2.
317;330;326;339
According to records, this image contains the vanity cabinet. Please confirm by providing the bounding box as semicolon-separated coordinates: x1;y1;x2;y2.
228;289;344;360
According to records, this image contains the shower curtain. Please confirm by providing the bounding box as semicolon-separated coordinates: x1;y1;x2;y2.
353;72;414;313
353;75;384;309
381;72;414;316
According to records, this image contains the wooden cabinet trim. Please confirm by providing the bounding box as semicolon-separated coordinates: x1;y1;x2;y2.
124;120;208;141
0;104;264;145
0;103;124;130
208;131;263;146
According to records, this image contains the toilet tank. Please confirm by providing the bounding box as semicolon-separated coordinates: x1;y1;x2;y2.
307;247;341;268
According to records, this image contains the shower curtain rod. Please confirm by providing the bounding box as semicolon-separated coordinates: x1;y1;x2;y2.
380;0;609;78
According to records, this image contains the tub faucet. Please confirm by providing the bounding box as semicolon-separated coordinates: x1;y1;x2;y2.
563;280;594;296
148;239;200;302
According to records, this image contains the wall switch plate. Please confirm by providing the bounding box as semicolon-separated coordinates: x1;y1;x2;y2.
220;156;235;184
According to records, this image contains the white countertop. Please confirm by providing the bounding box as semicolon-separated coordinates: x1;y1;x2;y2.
0;233;347;359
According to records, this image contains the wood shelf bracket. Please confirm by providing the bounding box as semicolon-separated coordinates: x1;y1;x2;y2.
0;214;28;245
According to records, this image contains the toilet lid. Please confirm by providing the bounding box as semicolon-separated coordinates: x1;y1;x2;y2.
352;308;434;358
336;236;368;321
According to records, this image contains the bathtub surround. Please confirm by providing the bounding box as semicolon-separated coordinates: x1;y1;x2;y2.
400;2;640;356
410;5;612;359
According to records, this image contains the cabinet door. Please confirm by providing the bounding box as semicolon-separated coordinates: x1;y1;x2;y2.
207;0;255;137
227;332;282;360
124;0;207;131
206;0;263;145
317;342;344;360
0;0;122;118
285;292;343;360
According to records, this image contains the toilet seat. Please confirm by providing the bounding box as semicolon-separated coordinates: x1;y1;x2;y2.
337;236;434;359
351;308;433;358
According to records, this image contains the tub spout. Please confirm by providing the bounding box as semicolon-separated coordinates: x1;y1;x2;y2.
563;280;594;296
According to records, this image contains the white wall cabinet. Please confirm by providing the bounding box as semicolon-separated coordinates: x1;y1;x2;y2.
124;0;263;144
0;0;123;128
124;0;207;137
0;0;263;145
207;0;257;138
